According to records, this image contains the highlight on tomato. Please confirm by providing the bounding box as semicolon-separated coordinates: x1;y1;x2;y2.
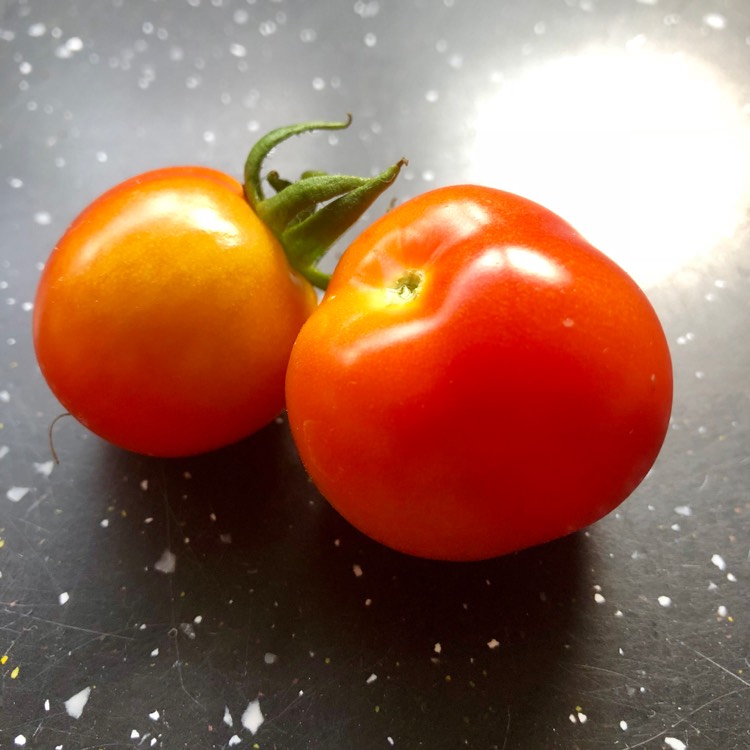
33;117;405;457
285;184;673;561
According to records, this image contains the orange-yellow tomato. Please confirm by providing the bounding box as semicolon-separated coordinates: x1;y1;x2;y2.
34;167;317;457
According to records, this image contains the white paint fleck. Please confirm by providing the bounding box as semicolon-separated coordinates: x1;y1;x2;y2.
229;43;247;57
44;699;50;711
425;89;439;103
366;673;378;684
0;390;9;402
703;13;726;30
577;712;587;724
674;505;692;517
727;573;737;582
717;605;728;618
614;610;624;618
130;730;140;739
711;554;726;571
194;615;203;624
664;738;687;750
434;643;442;654
7;487;30;503
0;446;9;460
180;623;196;639
223;706;233;726
364;32;377;47
154;549;176;574
33;212;52;226
100;518;110;528
241;699;264;734
149;710;160;721
228;736;241;747
487;638;500;649
568;713;577;723
150;648;159;657
55;36;84;58
620;720;628;730
387;737;395;746
28;23;47;37
594;593;606;604
14;736;26;747
658;596;672;608
263;652;278;665
64;686;91;719
59;592;70;605
140;479;149;491
353;564;363;578
34;460;55;477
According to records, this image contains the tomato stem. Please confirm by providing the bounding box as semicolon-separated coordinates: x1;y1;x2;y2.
243;116;406;290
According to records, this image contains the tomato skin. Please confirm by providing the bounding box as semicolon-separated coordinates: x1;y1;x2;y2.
34;167;317;457
285;185;673;561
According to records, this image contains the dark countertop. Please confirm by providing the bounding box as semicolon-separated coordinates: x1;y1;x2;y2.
2;1;749;748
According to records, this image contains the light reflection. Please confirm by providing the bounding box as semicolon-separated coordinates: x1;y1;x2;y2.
469;48;750;287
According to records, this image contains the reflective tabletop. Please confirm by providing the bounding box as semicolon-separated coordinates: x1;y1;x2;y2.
2;1;749;748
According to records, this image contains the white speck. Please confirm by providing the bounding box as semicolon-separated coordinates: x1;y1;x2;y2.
219;533;232;544
562;317;575;328
664;738;687;750
354;0;380;18
34;460;54;477
0;390;9;402
577;711;587;723
150;648;159;657
636;0;658;4
59;592;70;605
14;736;26;747
34;211;52;225
229;42;246;57
312;76;325;90
353;564;363;577
568;713;577;723
241;699;264;734
44;699;50;711
364;32;377;47
130;729;140;739
614;609;624;618
7;487;30;503
154;549;176;574
9;177;23;188
425;89;439;103
55;37;84;59
149;710;160;721
64;686;91;719
223;706;233;726
703;13;726;30
95;151;108;163
487;638;500;649
433;643;442;654
708;581;719;592
594;593;606;604
150;739;157;747
19;61;32;75
140;479;149;491
711;554;726;571
620;720;628;730
717;605;728;618
657;595;672;607
421;170;436;182
180;623;196;639
387;738;395;747
264;652;278;665
259;20;277;36
28;23;47;37
0;446;8;460
727;573;737;583
671;523;681;532
228;736;241;747
366;673;378;684
674;505;692;517
300;28;317;42
695;371;705;379
100;518;110;528
194;615;203;624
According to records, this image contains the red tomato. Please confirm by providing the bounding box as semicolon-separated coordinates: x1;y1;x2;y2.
285;185;673;561
33;167;318;457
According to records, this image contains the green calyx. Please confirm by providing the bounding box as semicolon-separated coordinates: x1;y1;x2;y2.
244;116;406;290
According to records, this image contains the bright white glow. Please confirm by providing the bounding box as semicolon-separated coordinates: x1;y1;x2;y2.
469;48;750;287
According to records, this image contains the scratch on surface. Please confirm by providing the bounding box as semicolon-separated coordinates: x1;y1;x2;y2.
682;643;750;688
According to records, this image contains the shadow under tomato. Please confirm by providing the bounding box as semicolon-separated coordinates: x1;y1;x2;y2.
83;418;593;749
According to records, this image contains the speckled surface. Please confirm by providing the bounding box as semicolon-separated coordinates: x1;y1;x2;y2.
2;1;750;748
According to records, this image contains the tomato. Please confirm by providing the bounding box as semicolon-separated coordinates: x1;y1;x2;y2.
33;119;405;457
285;185;673;561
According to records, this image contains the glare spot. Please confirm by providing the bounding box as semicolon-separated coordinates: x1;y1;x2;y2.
470;49;750;287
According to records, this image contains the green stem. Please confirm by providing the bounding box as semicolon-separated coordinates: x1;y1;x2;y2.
242;116;406;290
